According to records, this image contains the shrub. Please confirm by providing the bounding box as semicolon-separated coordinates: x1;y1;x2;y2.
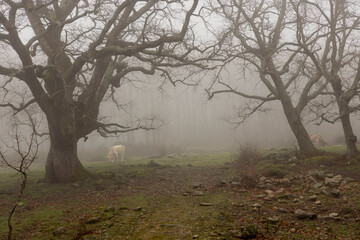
237;141;260;163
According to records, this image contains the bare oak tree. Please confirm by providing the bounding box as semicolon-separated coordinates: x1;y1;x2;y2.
292;0;360;158
0;0;208;183
206;0;327;155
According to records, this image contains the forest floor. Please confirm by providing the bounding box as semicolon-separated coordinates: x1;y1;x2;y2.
1;147;360;240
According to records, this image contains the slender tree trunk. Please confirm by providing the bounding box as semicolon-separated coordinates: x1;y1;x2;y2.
267;61;318;156
331;81;358;159
337;100;358;159
279;95;318;155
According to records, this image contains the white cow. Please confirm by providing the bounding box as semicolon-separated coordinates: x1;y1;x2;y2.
310;134;327;147
107;145;125;162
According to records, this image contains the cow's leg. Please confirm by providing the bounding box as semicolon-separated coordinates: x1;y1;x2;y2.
121;151;124;161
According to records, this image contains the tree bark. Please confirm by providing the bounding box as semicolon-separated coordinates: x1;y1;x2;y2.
337;99;358;159
279;94;319;155
45;137;89;183
267;60;318;156
44;104;91;183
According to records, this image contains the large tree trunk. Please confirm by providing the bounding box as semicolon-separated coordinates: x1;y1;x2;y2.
44;106;91;183
45;137;89;183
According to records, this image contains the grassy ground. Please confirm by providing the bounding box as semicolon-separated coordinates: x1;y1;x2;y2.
0;148;360;239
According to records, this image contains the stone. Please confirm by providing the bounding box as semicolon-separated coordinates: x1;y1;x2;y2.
290;228;296;233
277;193;291;199
252;203;262;208
220;180;228;185
276;207;287;213
321;189;329;195
264;194;276;201
308;176;318;183
193;191;204;196
309;195;317;201
332;175;343;183
182;191;192;196
86;216;101;224
199;202;213;206
267;216;280;223
329;213;339;218
192;183;202;189
311;170;326;181
315;200;321;205
264;190;274;195
259;176;267;182
295;209;317;220
326;173;334;178
330;189;341;198
312;183;323;189
238;225;258;239
318;215;331;220
53;227;66;236
133;207;143;211
265;183;275;190
342;177;355;185
288;156;298;163
231;182;241;187
236;189;248;193
104;207;115;213
253;194;266;198
71;182;80;188
325;178;339;188
279;178;291;186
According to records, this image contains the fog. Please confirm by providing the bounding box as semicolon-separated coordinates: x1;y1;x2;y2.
0;70;355;164
74;73;353;160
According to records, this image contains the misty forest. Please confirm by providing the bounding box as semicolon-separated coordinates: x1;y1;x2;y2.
1;0;360;239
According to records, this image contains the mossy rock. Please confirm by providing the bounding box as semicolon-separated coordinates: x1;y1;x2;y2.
258;163;287;178
260;148;295;164
239;224;258;239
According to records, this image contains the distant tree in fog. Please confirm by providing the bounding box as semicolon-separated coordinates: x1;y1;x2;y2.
0;0;212;183
292;0;360;158
206;0;328;155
